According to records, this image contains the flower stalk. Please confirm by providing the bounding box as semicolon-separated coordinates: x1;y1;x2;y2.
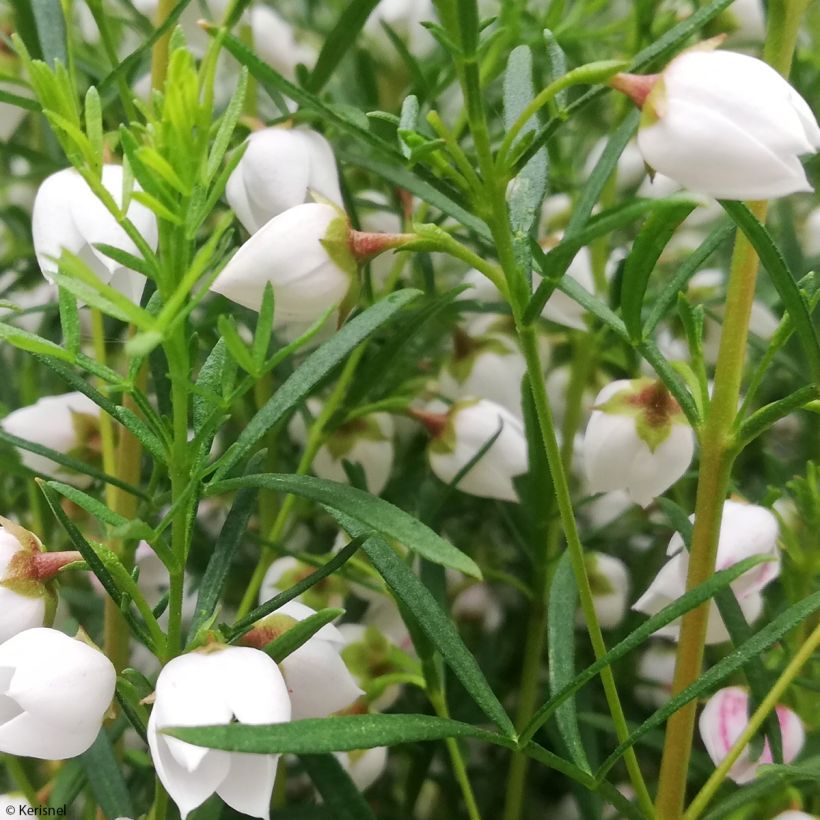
654;3;808;814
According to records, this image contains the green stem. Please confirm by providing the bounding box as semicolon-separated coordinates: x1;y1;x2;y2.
234;346;366;619
3;755;38;806
150;0;176;90
684;618;820;820
429;688;483;820
654;1;806;812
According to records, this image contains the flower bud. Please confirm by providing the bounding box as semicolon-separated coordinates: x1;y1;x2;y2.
634;499;781;643
0;518;79;642
577;552;630;630
614;46;820;200
147;645;291;820
243;600;363;720
32;165;158;303
226;127;342;234
583;379;695;508
1;392;102;487
0;627;115;759
423;399;529;503
699;686;804;783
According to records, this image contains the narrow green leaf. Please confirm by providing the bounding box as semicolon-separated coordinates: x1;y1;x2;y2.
736;385;818;448
622;202;696;341
79;729;135;820
206;67;248;182
84;86;103;171
252;283;275;368
0;428;146;499
31;0;67;67
227;538;363;640
165;713;509;754
353;530;514;735
188;461;262;642
643;222;733;336
209;474;481;579
520;556;768;744
0;321;74;361
57;287;80;354
548;552;590;772
307;0;381;93
210;290;422;479
265;609;345;663
217;314;257;375
720;200;820;380
596;591;820;779
300;755;377;820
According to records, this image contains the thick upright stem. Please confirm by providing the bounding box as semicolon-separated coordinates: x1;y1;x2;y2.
654;1;806;812
150;0;176;90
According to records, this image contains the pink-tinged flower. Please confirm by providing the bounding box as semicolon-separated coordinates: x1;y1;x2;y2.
1;392;101;487
634;500;780;644
583;379;695;507
635;643;677;708
614;46;820;200
31;165;158;303
699;686;804;783
226;127;342;234
147;646;291;820
0;627;115;759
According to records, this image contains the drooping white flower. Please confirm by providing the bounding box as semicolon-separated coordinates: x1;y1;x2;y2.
724;0;766;43
577;552;630;630
451;581;504;633
634;499;781;643
584;138;646;191
635;642;678;708
259;554;347;613
147;646;291;820
438;326;527;417
226;127;342;234
803;206;820;257
250;6;316;79
0;518;69;642
363;0;436;61
211;202;355;320
0;627;115;759
290;400;395;495
424;399;529;503
699;686;805;783
614;46;820;200
771;813;817;820
31;165;158;303
583;379;695;507
1;392;101;487
536;246;596;331
334;746;388;791
244;601;363;720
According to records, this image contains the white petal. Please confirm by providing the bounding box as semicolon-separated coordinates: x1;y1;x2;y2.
0;592;46;643
0;708;100;759
217;753;279;819
281;639;364;720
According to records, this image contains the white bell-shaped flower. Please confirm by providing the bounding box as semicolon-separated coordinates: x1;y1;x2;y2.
576;552;630;630
363;0;436;61
635;643;677;708
226;127;342;234
803;206;820;257
439;326;527;417
536;246;596;331
634;500;781;644
425;399;529;503
618;46;820;200
147;646;291;820
771;813;817;820
0;518;62;642
699;686;804;783
211;202;356;321
250;7;316;80
583;379;695;508
1;392;101;487
31;165;158;303
290;401;395;496
334;746;388;791
245;600;364;720
0;627;115;759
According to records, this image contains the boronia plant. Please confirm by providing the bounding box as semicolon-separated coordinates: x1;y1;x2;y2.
0;0;817;819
